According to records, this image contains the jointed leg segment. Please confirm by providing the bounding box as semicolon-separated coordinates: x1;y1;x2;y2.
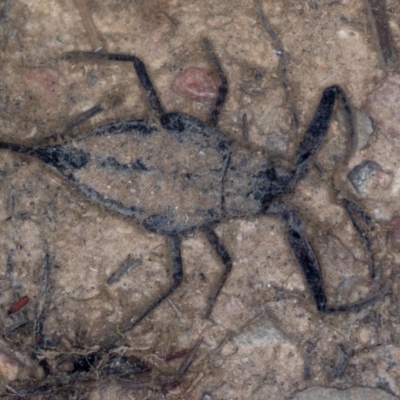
120;234;183;334
295;85;356;180
341;198;376;279
202;39;229;127
65;41;229;127
203;227;233;318
65;51;165;116
263;199;389;313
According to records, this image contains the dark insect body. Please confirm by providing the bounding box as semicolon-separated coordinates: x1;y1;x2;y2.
0;39;387;338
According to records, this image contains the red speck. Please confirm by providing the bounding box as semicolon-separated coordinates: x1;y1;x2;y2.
164;348;188;362
172;67;220;104
7;295;29;315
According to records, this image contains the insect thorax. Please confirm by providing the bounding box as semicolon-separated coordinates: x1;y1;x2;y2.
223;143;274;218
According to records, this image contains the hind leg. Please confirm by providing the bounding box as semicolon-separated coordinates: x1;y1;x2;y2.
203;227;233;318
120;234;183;334
201;39;229;127
65;38;229;127
263;199;389;312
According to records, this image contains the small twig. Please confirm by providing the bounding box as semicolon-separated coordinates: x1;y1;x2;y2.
34;252;51;350
4;320;30;337
175;337;202;382
242;113;249;142
365;0;397;68
34;104;104;146
4;382;20;396
254;0;299;136
72;0;105;52
107;256;141;285
6;249;14;288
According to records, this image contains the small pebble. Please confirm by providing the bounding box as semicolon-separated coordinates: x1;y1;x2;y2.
347;160;381;195
0;352;19;382
172;67;220;104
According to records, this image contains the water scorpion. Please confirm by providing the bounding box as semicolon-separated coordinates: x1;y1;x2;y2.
0;38;389;337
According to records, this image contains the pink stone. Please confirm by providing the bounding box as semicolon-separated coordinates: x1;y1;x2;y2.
172;67;220;104
21;67;64;102
0;352;19;382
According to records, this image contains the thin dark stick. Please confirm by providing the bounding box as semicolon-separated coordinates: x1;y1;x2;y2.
72;0;105;52
107;255;141;285
295;85;355;179
175;337;202;381
203;227;232;318
341;198;375;279
35;104;104;146
4;320;30;336
242;113;249;142
365;0;397;68
119;234;183;334
254;0;299;135
34;252;51;350
203;38;229;127
6;249;14;287
327;280;391;313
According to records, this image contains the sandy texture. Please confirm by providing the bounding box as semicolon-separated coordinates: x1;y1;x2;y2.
0;0;400;399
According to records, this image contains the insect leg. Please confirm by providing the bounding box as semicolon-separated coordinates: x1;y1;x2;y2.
64;51;165;116
35;104;104;146
312;162;377;281
340;198;376;279
203;227;233;318
264;200;328;311
203;39;229;128
263;200;389;313
120;234;183;334
295;85;355;179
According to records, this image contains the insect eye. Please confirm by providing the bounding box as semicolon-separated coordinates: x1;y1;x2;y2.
161;113;185;132
160;113;209;136
262;195;274;207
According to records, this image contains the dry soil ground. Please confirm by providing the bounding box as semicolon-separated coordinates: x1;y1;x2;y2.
1;0;400;399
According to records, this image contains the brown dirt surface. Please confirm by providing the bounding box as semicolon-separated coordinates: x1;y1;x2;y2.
0;0;400;399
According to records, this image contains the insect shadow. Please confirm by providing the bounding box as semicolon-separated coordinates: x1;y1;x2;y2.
0;38;388;340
